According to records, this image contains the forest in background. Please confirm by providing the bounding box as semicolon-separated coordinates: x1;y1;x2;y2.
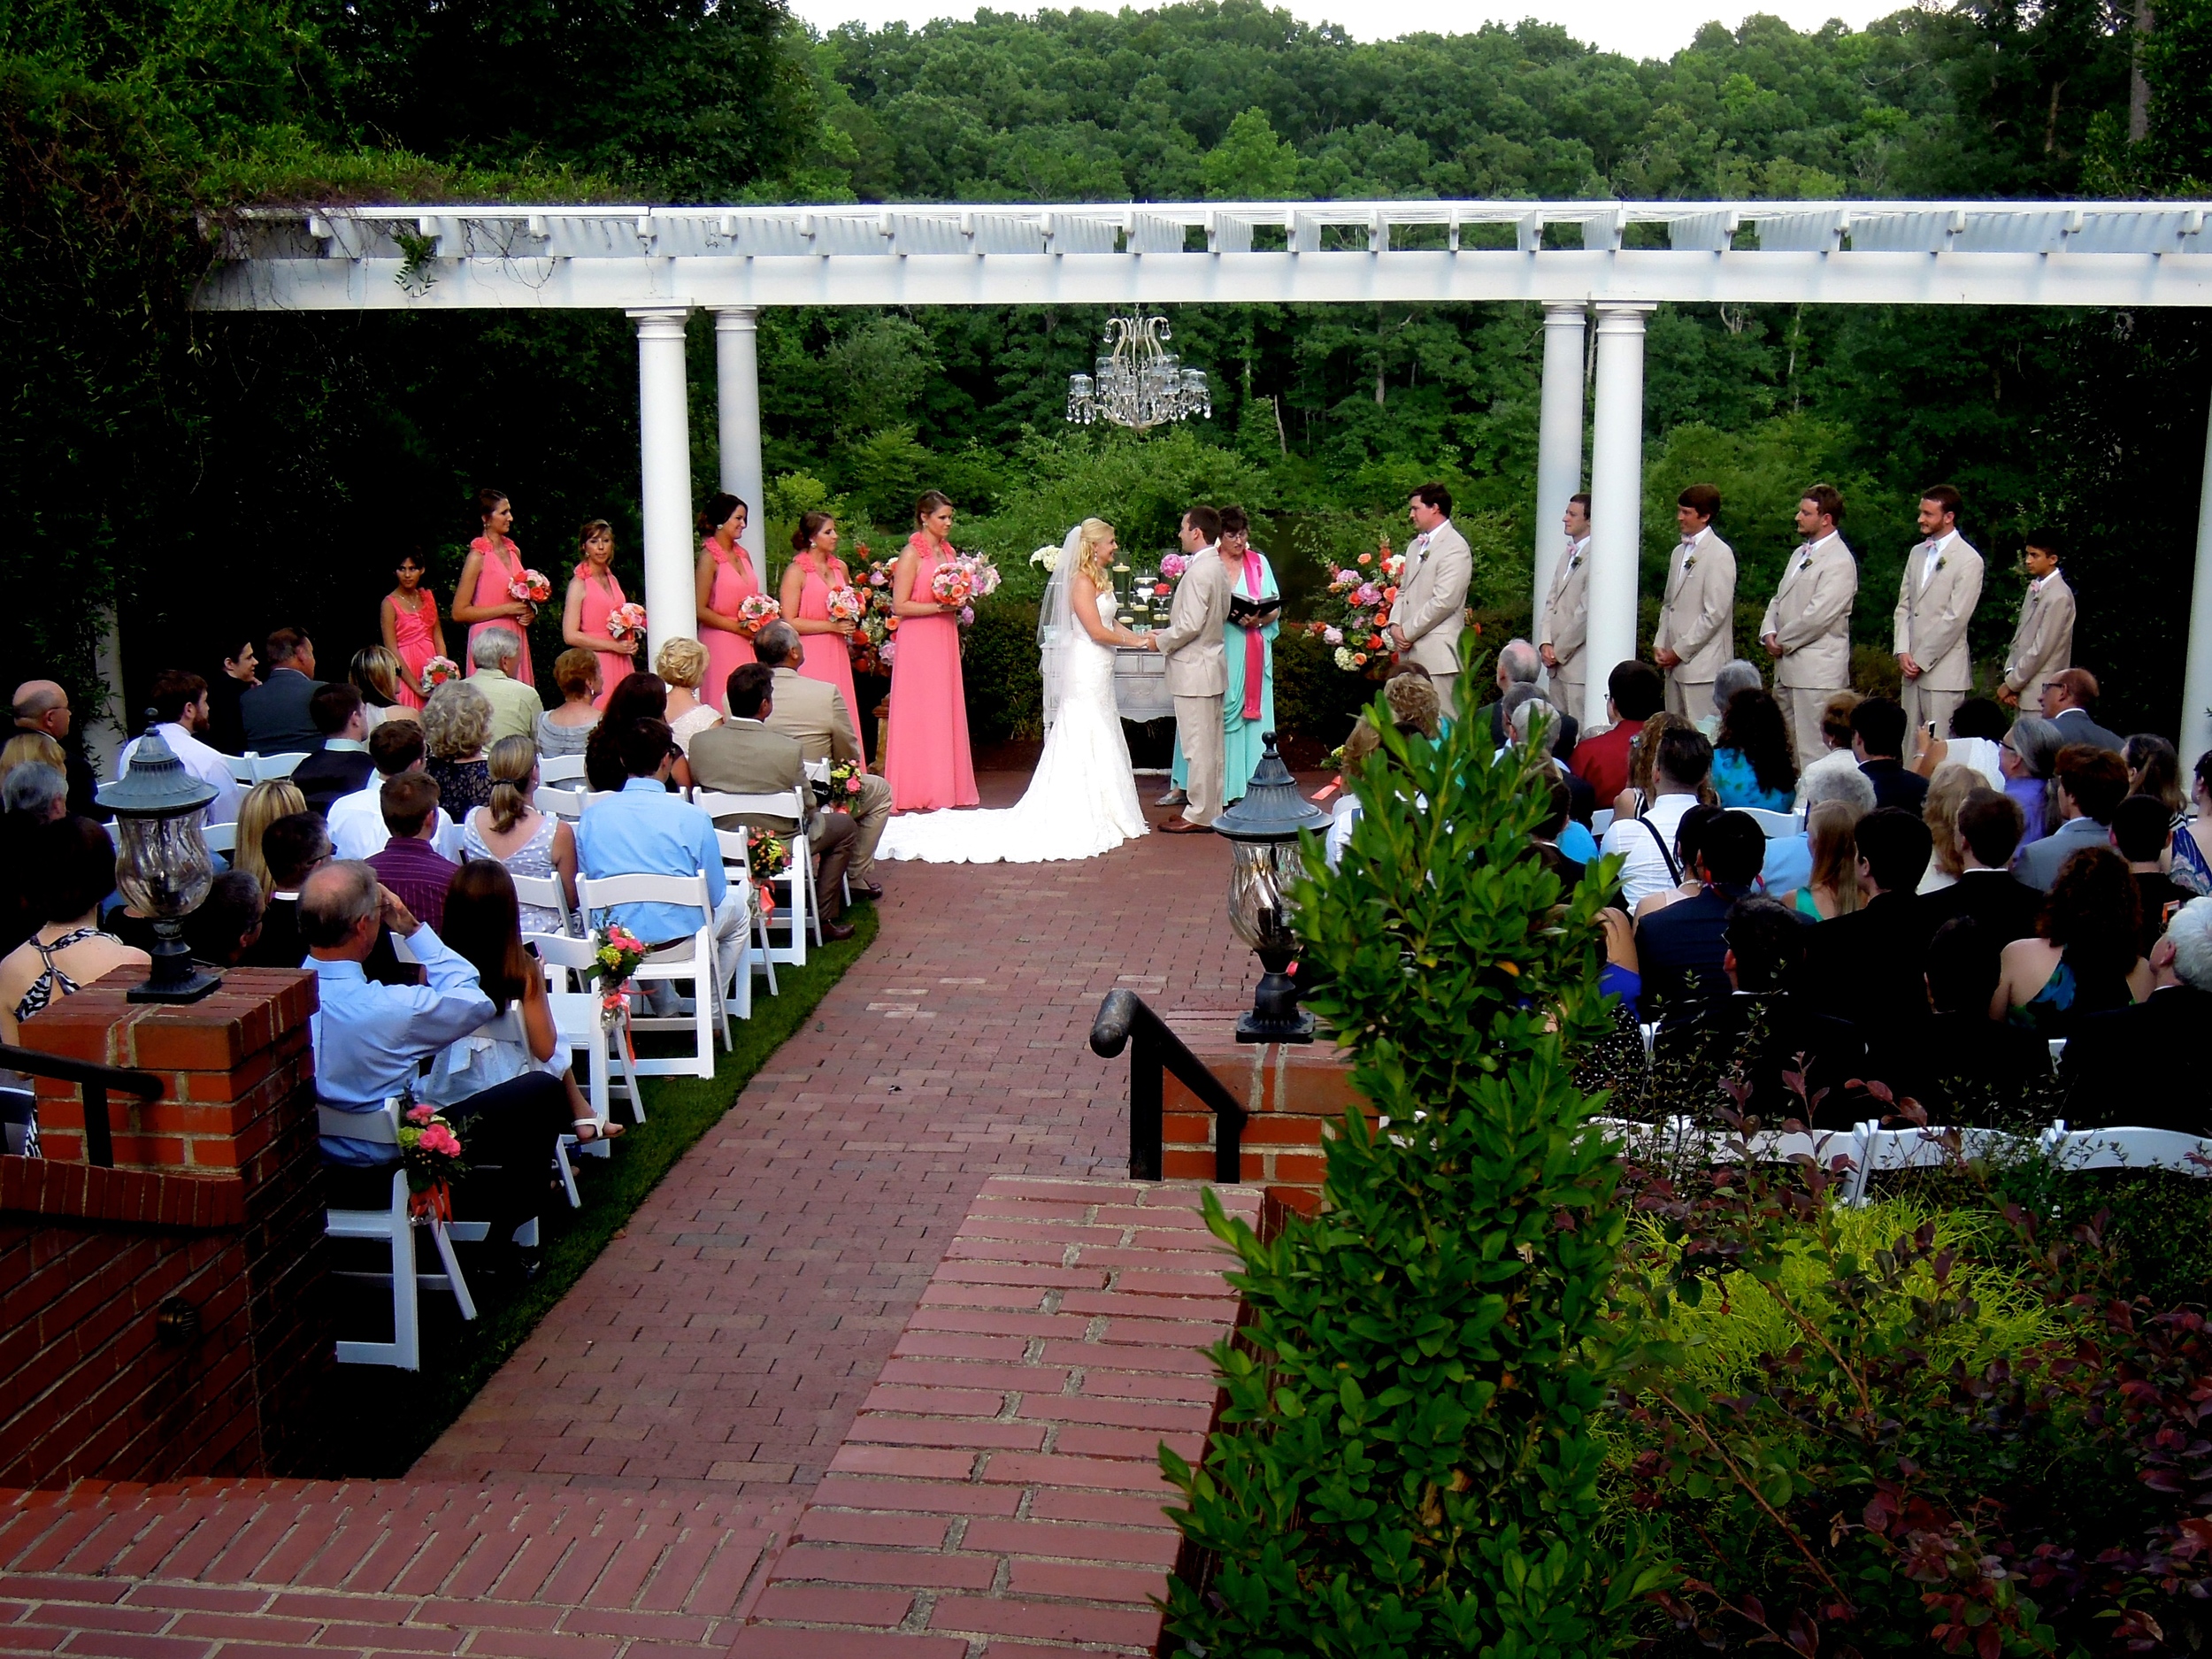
6;0;2212;738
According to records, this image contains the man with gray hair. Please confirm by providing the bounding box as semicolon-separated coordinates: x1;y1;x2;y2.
749;621;890;898
1756;761;1875;896
1504;689;1598;848
1486;639;1578;754
3;763;68;824
12;679;101;819
2060;895;2212;1130
468;627;542;745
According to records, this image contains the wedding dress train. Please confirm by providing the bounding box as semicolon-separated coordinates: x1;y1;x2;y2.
876;589;1148;864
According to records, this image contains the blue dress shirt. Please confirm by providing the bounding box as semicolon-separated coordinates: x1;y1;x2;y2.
1762;832;1811;897
311;925;495;1165
572;776;726;944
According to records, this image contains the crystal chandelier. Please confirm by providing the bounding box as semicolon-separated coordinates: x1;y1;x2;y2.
1065;315;1212;431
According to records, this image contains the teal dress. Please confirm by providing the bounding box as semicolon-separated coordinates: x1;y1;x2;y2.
1223;553;1280;804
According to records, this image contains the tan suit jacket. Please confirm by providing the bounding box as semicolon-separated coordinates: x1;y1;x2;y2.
687;718;810;836
764;666;860;765
1893;533;1985;692
2004;570;2076;696
470;666;543;746
1389;519;1474;677
1154;547;1233;698
1655;528;1738;678
1539;537;1590;669
1759;534;1858;688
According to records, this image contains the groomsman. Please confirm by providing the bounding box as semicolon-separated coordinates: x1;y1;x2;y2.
1386;482;1474;719
1999;528;2076;709
1539;494;1592;725
1893;485;1985;742
1654;484;1737;723
1761;486;1859;764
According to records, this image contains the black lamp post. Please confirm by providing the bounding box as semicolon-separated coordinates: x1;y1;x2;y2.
95;720;219;1004
1211;731;1330;1043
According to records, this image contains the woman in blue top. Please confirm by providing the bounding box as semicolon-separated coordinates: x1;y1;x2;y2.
1711;687;1798;811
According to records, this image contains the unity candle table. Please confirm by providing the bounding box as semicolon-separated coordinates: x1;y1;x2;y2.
1112;645;1174;723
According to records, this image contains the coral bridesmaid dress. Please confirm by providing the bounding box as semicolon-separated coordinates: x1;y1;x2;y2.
792;551;865;761
574;565;634;710
884;534;978;812
465;534;536;689
390;590;440;709
702;539;757;716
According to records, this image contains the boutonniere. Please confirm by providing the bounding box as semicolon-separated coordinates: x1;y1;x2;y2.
1682;554;1697;572
1934;554;1948;573
1797;551;1815;572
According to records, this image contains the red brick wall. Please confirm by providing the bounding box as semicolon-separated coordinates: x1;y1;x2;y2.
1157;1014;1376;1217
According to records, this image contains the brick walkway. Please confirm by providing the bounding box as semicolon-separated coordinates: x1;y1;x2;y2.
2;772;1263;1658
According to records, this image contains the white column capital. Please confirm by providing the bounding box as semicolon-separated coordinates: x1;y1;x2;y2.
1541;301;1588;324
712;306;759;332
1593;303;1656;330
626;306;691;336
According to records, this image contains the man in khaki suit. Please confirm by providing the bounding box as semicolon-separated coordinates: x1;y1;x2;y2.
750;622;887;897
1539;493;1592;726
1761;486;1860;764
1893;485;1985;742
2000;528;2076;709
1655;483;1738;723
688;664;856;938
1386;481;1474;719
1153;506;1234;833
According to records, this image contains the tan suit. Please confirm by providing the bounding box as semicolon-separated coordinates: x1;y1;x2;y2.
1655;527;1738;721
1760;533;1858;763
1154;548;1234;826
763;664;890;883
2003;570;2075;702
1389;518;1474;717
1893;531;1985;739
469;666;543;746
1539;535;1591;725
687;718;855;920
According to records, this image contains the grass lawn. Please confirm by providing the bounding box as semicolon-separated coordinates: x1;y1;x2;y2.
281;902;879;1479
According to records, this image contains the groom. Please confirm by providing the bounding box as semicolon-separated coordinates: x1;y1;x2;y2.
1155;504;1235;834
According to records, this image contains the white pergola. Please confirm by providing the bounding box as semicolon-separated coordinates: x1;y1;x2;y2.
199;197;2212;755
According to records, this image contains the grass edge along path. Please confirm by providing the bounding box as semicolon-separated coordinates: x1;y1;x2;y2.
285;903;880;1479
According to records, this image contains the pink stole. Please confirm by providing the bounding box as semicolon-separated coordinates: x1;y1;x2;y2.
1239;550;1267;721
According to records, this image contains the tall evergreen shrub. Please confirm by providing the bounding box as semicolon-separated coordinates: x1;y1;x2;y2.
1163;685;1656;1656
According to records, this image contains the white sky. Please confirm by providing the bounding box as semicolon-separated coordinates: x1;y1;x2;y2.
791;0;1900;65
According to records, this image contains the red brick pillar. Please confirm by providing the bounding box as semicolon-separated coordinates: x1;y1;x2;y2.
4;966;329;1482
1156;1013;1376;1217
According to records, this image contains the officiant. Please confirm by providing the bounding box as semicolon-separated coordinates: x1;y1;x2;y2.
1219;506;1282;804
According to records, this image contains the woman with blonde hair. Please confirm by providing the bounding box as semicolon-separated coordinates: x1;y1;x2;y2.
422;679;495;817
1784;797;1867;921
0;733;65;792
655;637;722;756
461;736;577;936
1920;763;1980;894
349;646;418;731
234;780;308;896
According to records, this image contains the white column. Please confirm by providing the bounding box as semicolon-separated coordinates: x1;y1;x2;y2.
1532;303;1587;625
714;308;766;565
1583;304;1653;733
2182;386;2212;768
630;308;697;659
86;610;127;779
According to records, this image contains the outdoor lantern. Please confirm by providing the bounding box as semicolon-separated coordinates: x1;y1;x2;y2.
95;719;219;1004
1211;731;1330;1043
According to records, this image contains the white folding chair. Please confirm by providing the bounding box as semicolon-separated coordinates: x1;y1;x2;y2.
1845;1121;2029;1203
693;788;817;962
226;753;259;785
2038;1122;2212;1177
535;785;586;820
1591;808;1615;836
1743;808;1804;839
573;870;729;1078
526;932;647;1125
253;751;310;782
581;789;622;811
511;872;576;936
321;1099;477;1370
539;755;588;784
713;829;783;996
435;1009;592;1209
204;821;237;855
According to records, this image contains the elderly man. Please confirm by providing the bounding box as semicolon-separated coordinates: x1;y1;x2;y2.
750;622;888;899
238;628;326;752
328;720;465;861
1485;640;1578;754
468;630;543;744
2;764;67;824
2061;895;2212;1131
2038;666;2125;756
115;671;242;825
12;679;101;819
288;685;376;816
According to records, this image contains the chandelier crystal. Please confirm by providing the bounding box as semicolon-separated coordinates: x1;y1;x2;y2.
1065;315;1212;431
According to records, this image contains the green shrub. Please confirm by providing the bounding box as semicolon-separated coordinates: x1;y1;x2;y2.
962;598;1041;742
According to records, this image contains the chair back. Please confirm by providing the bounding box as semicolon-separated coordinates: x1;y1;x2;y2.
539;755;588;784
511;872;573;933
1743;807;1803;839
253;751;310;782
316;1096;401;1146
526;929;599;990
227;753;260;785
1590;808;1615;835
803;758;830;784
693;787;808;825
575;868;713;929
204;821;238;855
2039;1124;2212;1177
581;790;621;812
535;785;586;819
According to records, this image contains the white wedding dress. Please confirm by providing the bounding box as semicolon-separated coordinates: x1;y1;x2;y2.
876;588;1148;864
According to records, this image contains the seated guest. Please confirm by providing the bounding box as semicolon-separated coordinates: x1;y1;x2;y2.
288;684;376;816
0;733;65;796
1634;809;1770;1015
349;646;416;732
1652;895;1863;1126
658;637;724;756
1531;772;1586;888
2040;665;2126;755
328;721;464;862
303;860;576;1280
1711;687;1797;810
367;773;462;932
461;737;578;936
237;628;326;753
116;671;244;824
1853;697;1928;813
0;818;152;1042
1919;787;2039;947
1508;694;1597;851
573;717;748;1008
2001;714;2064;849
689;665;858;941
2061;896;2212;1131
3;761;67;826
242;811;332;968
0;762;67;951
468;629;543;746
1485;640;1578;754
234;781;308;896
1802;807;1935;1032
1569;659;1665;805
1699;659;1763;744
1779;796;1867;920
12;680;102;820
1633;803;1723;921
585;673;679;795
1384;668;1442;739
1598;726;1714;910
422;679;496;818
1917;763;1981;895
2015;743;2130;890
184;870;266;968
1795;689;1864;807
1869;918;2053;1126
754;621;890;899
1909;696;2008;791
1610;710;1701;820
2124;733;2184;818
204;642;257;756
2111;792;2187;960
1993;844;2151;1034
536;648;602;759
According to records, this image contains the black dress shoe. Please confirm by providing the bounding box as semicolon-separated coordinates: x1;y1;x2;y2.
820;918;857;941
851;881;885;900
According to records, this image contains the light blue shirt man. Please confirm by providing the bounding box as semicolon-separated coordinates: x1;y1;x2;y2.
311;924;493;1166
573;776;726;943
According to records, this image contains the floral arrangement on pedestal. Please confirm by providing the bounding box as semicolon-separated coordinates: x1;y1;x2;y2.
1297;545;1404;672
396;1094;466;1220
854;544;899;673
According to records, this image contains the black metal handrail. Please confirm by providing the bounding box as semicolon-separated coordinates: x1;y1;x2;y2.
0;1042;163;1169
1090;989;1248;1182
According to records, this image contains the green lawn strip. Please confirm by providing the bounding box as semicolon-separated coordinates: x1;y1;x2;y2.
281;903;879;1479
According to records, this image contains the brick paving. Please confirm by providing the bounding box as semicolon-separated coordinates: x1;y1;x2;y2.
0;772;1265;1658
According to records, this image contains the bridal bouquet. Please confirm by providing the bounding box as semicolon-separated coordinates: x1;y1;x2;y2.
605;602;648;642
826;586;864;626
737;593;782;635
396;1093;467;1221
507;569;553;605
418;656;462;695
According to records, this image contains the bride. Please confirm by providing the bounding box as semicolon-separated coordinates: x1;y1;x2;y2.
877;518;1156;864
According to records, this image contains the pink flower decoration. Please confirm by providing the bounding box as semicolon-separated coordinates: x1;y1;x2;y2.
1323;626;1343;645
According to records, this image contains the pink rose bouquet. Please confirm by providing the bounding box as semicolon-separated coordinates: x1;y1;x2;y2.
738;593;782;635
822;757;865;810
419;656;461;695
397;1094;468;1219
508;569;553;604
826;586;864;625
606;602;648;642
930;561;975;608
1159;552;1190;580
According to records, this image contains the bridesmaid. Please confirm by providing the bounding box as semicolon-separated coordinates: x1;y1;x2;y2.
380;551;446;709
780;511;864;756
695;494;759;715
451;488;538;689
563;520;637;710
884;490;978;812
